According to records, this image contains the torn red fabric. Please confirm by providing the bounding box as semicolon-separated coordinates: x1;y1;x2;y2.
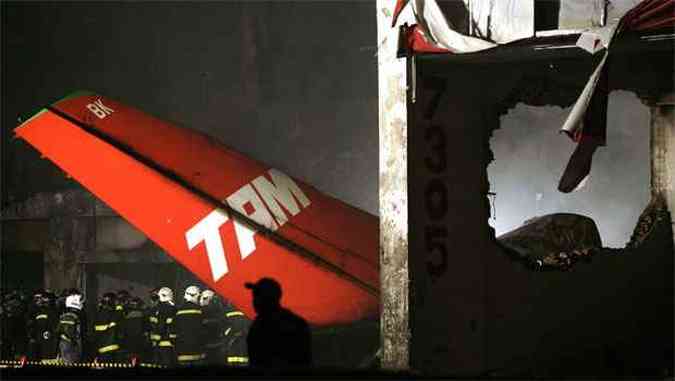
404;24;452;54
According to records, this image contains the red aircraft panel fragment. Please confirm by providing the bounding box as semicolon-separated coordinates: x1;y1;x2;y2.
15;92;379;326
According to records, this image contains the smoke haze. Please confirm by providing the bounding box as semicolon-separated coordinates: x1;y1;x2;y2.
489;91;651;247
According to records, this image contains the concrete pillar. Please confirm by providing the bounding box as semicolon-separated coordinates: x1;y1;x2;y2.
376;0;413;370
649;93;675;251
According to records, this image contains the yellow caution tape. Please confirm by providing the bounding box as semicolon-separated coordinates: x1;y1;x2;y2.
0;359;169;369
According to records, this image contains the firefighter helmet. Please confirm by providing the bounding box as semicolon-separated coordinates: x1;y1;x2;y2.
128;296;144;310
199;290;215;306
40;292;56;308
99;292;117;310
116;289;130;304
157;287;174;303
184;285;201;304
65;294;83;310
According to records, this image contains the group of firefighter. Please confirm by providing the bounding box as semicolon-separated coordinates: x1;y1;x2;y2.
0;285;250;367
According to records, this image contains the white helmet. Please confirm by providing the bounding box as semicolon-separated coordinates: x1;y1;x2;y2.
65;294;83;310
199;290;215;306
158;287;174;303
184;285;201;304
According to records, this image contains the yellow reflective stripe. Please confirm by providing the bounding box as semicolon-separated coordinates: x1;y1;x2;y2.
166;317;173;324
227;356;249;363
94;324;109;331
177;354;205;362
224;328;231;336
226;311;245;317
158;340;173;347
149;317;158;324
36;314;48;320
59;320;75;325
115;305;123;311
97;344;119;353
60;334;71;343
108;321;117;328
149;334;161;341
176;309;201;316
169;334;177;339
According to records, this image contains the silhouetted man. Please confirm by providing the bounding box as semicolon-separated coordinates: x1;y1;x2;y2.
245;278;311;369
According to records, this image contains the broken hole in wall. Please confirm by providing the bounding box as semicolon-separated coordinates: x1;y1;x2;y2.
487;90;650;249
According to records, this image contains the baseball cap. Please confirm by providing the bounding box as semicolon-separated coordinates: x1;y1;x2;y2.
244;277;282;301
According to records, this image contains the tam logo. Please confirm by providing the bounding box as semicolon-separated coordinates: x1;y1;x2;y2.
185;168;311;282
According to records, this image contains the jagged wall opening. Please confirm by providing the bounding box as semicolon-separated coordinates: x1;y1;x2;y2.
488;91;650;248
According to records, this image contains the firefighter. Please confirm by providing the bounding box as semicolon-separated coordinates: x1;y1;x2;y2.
114;289;130;359
223;300;251;367
144;288;161;361
56;293;84;363
29;292;59;363
153;287;176;367
173;285;206;366
199;290;224;365
25;290;44;360
2;292;28;360
116;290;130;314
121;296;147;363
93;292;123;363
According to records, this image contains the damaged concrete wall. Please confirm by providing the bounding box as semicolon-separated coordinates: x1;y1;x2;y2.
649;93;675;251
376;0;414;370
411;46;672;376
1;190;154;291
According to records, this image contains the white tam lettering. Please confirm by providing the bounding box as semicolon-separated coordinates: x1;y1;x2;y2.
226;184;278;259
185;209;229;282
251;169;311;227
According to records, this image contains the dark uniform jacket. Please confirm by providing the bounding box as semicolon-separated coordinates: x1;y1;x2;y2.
121;307;146;357
2;299;27;360
202;304;224;351
247;307;312;368
172;301;205;362
30;307;59;361
56;308;83;361
93;308;121;357
156;302;177;350
223;309;251;365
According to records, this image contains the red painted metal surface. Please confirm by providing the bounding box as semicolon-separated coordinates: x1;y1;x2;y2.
15;92;379;326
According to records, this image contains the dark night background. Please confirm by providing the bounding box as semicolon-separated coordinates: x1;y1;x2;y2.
1;2;652;249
